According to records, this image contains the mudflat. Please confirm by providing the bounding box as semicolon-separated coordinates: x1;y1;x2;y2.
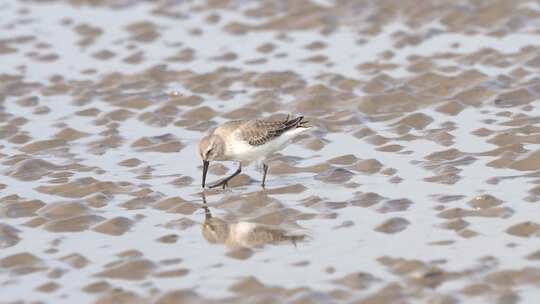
1;1;540;303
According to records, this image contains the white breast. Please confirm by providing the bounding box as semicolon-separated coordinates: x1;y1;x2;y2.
226;128;308;163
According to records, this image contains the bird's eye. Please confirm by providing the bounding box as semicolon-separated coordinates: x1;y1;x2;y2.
205;148;213;157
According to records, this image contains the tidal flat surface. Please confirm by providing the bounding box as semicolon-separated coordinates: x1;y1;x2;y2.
1;1;540;303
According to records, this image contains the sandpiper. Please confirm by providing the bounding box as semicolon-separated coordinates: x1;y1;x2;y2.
198;115;310;188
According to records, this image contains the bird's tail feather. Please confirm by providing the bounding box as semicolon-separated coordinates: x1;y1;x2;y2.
284;115;310;129
298;119;310;128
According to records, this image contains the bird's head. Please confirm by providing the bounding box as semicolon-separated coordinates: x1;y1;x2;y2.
198;135;224;162
198;135;225;188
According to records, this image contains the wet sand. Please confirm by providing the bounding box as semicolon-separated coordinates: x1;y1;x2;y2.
1;0;540;303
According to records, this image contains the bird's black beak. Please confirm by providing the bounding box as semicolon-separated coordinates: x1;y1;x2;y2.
202;160;209;188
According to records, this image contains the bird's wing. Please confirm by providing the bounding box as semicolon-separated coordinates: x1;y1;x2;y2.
212;120;245;137
238;116;306;146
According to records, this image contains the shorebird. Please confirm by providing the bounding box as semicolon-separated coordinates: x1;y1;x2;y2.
198;115;310;188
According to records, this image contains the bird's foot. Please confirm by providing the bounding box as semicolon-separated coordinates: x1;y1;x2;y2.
208;179;229;189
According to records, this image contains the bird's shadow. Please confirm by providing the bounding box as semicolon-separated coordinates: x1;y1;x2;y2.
199;192;307;249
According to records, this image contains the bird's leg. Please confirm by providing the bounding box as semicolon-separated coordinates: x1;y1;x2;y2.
261;163;269;188
208;163;242;189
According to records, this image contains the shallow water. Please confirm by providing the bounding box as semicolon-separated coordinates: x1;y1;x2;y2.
1;0;540;303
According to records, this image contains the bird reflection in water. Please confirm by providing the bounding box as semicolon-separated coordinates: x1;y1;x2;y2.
201;194;306;248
